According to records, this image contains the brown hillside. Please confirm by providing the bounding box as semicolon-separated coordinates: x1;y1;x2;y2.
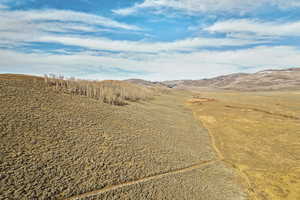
0;74;247;200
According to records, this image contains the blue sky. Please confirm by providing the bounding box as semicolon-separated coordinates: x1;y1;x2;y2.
0;0;300;80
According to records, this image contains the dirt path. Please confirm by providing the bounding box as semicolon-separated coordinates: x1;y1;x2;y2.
188;98;257;200
192;112;224;161
64;159;218;200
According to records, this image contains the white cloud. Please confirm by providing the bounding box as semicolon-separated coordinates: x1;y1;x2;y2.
0;9;141;31
205;19;300;37
0;8;144;48
139;45;300;80
0;6;271;55
113;0;300;16
1;46;299;80
0;19;110;37
36;35;265;53
113;0;182;15
1;24;264;52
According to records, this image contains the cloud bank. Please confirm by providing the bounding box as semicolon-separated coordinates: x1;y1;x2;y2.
1;45;300;81
205;19;300;37
0;0;300;80
113;0;300;16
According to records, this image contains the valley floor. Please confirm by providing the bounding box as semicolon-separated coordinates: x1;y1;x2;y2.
188;91;300;200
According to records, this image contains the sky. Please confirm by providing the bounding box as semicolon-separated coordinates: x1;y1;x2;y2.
0;0;300;80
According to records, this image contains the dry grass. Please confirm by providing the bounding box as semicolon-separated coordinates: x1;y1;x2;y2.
188;91;300;200
44;74;168;105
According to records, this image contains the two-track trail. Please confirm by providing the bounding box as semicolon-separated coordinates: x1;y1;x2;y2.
64;159;218;200
189;101;258;200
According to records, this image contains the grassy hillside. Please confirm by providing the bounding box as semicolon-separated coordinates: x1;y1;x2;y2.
0;74;247;200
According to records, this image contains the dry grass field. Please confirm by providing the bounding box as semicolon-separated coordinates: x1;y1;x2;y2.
0;74;247;200
188;91;300;200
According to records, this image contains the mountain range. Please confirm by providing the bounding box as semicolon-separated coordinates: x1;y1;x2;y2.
126;68;300;91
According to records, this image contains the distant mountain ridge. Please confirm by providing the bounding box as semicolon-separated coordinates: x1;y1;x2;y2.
163;67;300;91
125;79;167;88
127;68;300;91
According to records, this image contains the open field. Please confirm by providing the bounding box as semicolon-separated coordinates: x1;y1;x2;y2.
188;91;300;200
0;74;247;199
